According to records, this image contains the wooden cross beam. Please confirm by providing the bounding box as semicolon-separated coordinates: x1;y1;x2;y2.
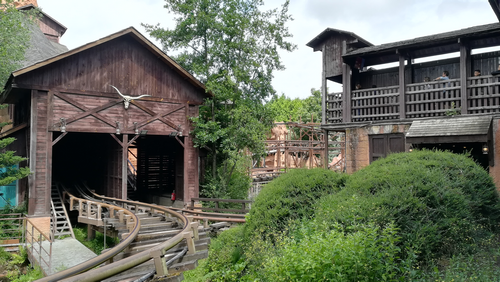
52;92;121;128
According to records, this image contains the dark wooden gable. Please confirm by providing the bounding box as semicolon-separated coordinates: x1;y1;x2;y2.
13;34;207;104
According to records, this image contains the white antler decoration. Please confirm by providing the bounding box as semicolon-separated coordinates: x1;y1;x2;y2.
109;85;151;109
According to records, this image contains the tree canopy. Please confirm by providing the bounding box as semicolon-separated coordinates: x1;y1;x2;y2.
143;0;296;191
0;0;38;91
266;88;322;123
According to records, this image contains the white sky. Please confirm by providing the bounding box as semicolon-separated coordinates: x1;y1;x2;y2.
38;0;499;99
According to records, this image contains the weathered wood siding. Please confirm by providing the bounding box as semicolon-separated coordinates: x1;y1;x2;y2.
38;16;65;43
15;35;206;104
28;90;50;216
323;35;360;79
355;51;500;89
50;91;190;135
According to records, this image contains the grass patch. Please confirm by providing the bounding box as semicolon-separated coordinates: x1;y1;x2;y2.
73;225;119;255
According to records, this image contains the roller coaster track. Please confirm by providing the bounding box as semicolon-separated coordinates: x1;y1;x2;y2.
36;184;207;282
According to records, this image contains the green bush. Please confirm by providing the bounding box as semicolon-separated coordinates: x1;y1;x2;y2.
201;225;248;281
316;150;500;261
260;221;403;282
245;168;346;238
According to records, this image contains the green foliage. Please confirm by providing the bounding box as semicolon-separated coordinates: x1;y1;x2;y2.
0;138;30;186
143;0;296;195
201;225;248;280
266;88;322;123
1;246;43;282
316;149;500;262
259;222;403;282
73;225;119;255
0;0;39;90
7;265;44;282
245;168;346;239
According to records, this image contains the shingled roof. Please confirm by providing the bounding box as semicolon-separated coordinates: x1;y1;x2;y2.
346;22;500;58
306;27;373;50
19;22;68;69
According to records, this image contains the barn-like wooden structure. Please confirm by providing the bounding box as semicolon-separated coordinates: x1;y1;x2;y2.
308;13;500;188
1;26;209;216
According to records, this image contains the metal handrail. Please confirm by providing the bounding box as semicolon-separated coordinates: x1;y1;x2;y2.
57;191;194;282
25;217;52;276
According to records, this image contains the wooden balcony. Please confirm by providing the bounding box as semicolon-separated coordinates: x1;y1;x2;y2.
326;75;500;125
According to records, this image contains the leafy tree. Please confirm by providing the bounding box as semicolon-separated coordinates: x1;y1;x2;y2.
0;0;34;201
0;0;39;90
266;88;322;123
143;0;296;191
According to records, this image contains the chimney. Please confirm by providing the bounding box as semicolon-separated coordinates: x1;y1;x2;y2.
13;0;38;7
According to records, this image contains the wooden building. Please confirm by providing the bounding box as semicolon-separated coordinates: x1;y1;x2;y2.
1;26;210;216
308;20;500;188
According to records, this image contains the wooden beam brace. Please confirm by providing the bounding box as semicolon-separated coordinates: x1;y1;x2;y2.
110;134;123;147
127;134;140;146
126;104;185;131
52;132;68;146
53;92;121;128
175;136;185;148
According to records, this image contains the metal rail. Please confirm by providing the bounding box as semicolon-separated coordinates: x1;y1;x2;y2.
26;217;53;276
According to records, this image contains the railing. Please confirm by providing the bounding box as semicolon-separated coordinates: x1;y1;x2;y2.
36;193;142;282
325;76;500;124
351;85;400;122
189;197;252;214
25;218;52;276
0;213;25;255
467;76;500;114
39;191;198;282
405;79;461;118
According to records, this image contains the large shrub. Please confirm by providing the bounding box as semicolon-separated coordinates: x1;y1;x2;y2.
316;150;500;261
245;168;347;238
259;221;402;282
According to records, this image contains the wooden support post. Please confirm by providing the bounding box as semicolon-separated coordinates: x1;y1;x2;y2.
28;90;38;216
190;222;199;241
122;134;128;200
152;249;168;277
322;44;327;125
183;136;189;204
324;130;329;169
87;224;95;241
459;40;470;115
183;231;196;255
342;63;352;123
203;218;209;229
398;52;406;119
97;205;102;221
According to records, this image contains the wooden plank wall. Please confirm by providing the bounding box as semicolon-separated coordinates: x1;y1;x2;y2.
324;36;351;78
28;90;50;216
15;36;206;104
356;51;500;89
38;16;64;42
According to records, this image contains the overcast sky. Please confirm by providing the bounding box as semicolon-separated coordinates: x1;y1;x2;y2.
38;0;498;99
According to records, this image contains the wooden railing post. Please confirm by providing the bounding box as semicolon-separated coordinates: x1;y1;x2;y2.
459;40;470;115
151;249;168;276
398;52;406;119
190;222;199;241
183;232;196;255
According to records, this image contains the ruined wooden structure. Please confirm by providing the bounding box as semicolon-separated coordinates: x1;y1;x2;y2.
1;27;210;216
308;21;500;188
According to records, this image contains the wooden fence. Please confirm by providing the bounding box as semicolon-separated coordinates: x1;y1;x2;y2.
325;75;500;124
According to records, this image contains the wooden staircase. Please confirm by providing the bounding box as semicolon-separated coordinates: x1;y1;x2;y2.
100;212;209;281
50;185;75;240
